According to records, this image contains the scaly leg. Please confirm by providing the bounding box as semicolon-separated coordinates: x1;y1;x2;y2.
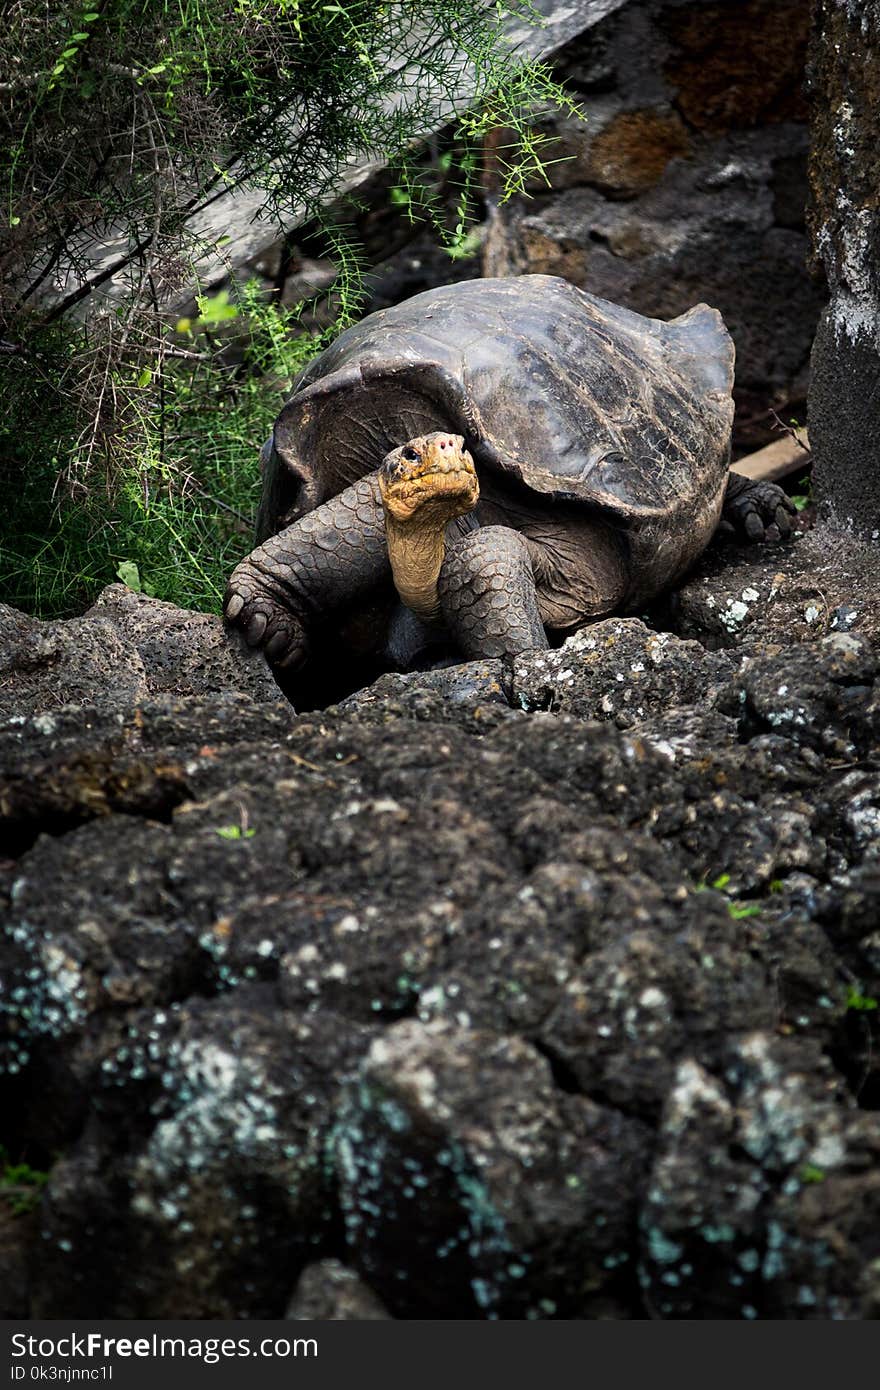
224;473;389;668
437;526;549;659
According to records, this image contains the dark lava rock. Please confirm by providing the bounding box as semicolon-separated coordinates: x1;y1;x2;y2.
87;585;279;702
504;619;733;728
663;526;880;653
719;632;877;758
0;693;296;859
0;604;148;718
640;1034;880;1319
0;587;278;722
335;1020;650;1318
335;660;508;729
2;525;880;1319
0;1205;37;1318
28;994;375;1318
818;860;880;990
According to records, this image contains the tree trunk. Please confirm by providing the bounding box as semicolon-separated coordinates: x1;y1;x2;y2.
808;0;880;538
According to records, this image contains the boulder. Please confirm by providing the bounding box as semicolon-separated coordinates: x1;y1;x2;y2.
0;586;279;723
285;1260;390;1320
482;0;823;450
639;1035;880;1319
664;527;880;652
87;584;280;702
335;1020;651;1317
808;2;880;537
504;618;733;726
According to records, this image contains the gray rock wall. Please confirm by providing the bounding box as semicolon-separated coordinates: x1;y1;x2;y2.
483;0;824;451
808;0;880;537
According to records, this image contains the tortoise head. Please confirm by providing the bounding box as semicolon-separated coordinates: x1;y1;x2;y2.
378;432;479;525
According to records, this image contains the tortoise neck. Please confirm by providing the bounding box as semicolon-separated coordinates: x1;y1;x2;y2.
384;513;448;622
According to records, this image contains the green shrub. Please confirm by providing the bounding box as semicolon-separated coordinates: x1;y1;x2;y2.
0;1144;49;1217
0;281;319;613
0;3;575;618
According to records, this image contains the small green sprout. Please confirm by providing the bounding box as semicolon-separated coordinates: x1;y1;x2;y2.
727;902;762;920
845;986;878;1013
0;1146;49;1216
799;1164;826;1185
214;825;255;840
694;872;732;894
693;872;760;917
790;472;812;512
194;289;239;326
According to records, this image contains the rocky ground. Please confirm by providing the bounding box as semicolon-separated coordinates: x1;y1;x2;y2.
2;522;880;1320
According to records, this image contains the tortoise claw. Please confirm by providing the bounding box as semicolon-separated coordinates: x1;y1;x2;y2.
245;612;268;646
264;631;291;661
775;503;793;538
224;563;308;669
722;478;796;545
744;509;764;542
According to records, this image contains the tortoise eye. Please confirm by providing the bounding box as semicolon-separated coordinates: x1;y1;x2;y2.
401;446;420;462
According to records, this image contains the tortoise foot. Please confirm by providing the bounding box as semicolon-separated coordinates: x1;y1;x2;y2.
721;475;796;543
224;561;309;669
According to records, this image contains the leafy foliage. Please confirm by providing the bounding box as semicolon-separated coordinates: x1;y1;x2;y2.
845;986;878;1013
0;2;574;616
798;1164;826;1185
0;1145;49;1217
0;281;315;612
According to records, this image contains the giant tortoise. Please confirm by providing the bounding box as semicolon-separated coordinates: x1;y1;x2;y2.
224;275;792;666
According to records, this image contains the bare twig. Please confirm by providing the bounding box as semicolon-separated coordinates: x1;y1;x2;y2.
769;409;811;449
0;63;151;93
731;430;812;484
185;478;254;527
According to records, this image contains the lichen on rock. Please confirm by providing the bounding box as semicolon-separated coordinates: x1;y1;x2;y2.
2;532;880;1318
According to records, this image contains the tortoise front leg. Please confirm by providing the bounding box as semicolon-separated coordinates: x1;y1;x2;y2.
437;526;549;659
224;473;389;668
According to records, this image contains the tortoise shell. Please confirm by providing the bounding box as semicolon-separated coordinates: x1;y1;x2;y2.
259;275;734;541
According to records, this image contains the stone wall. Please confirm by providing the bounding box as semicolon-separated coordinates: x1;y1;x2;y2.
808;0;880;538
482;0;824;452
